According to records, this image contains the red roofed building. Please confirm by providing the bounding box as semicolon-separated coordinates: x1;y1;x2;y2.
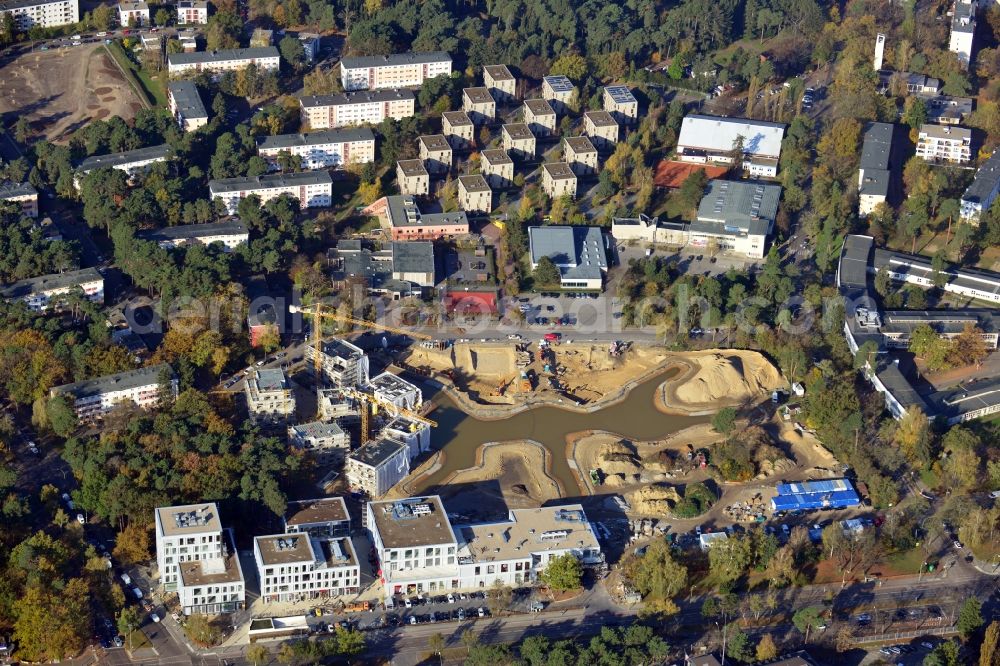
443;290;497;315
654;160;728;189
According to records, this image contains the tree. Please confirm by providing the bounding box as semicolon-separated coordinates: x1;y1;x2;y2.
46;395;77;437
980;621;999;666
13;578;91;661
246;643;270;666
427;632;445;662
711;407;738;435
118;606;141;650
185;613;221;647
91;3;114;30
624;540;688;599
330;626;365;656
792;606;824;641
154;7;172;25
726;627;753;662
486;581;513;615
549;53;586;80
532;256;561;287
959;597;984;641
756;633;779;661
279;35;306;70
113;522;151;565
205;11;241;50
539;553;583;591
677;168;709;212
708;534;752;585
925;640;961;666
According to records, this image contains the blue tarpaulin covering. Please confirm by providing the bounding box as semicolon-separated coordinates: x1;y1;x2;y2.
771;478;861;511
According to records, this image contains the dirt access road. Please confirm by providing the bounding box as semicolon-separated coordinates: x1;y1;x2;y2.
0;43;144;142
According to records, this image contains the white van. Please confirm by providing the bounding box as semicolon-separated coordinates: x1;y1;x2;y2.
120;573;131;585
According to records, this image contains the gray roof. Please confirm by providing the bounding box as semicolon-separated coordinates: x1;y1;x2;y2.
603;85;636;105
963;151;1000;205
397;159;428;177
584;110;617;127
481;149;512;165
695;179;781;232
952;0;976;33
458;174;490;193
543;162;575;180
77;144;171;172
290;420;344;439
385;195;468;229
860;122;893;171
299;88;414;108
391;241;435;274
137;220;248;242
0;0;71;8
167;81;207;121
543;75;574;93
51;363;173;400
932;376;1000;422
463;87;494;105
1;267;102;300
419;134;451;152
483;64;514;81
919;124;971;141
529;226;607;281
257;128;375;150
442;110;473;126
209;171;332;193
254;367;288;391
679;114;786;158
873;248;1000;301
838;234;873;291
920;94;973;122
340;51;450;70
167;47;279;66
564;136;597;155
859;168;890;198
348;437;406;468
0;181;37;199
524;99;555;116
874;360;929;414
880;309;1000;336
503;123;534;140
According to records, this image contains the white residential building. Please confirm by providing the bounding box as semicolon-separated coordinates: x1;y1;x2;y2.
49;364;178;422
949;0;977;70
457;174;492;213
154;503;246;615
346;437;411;498
418;134;453;175
340;52;452;91
483;65;516;101
137;220;248;251
284;497;351;538
541;75;576;113
0;0;78;29
257;128;376;170
961;151;1000;224
175;0;207;23
209;171;333;215
117;0;148;26
462;87;496;125
602;85;638;124
167;47;280;76
676;114;786;178
245;368;295;425
369;371;422;412
288;420;349;465
306;338;369;388
480;149;514;188
441;111;475;149
76;144;171;185
858;122;894;216
299;89;416;129
0;180;39;218
915;124;972;164
254;534;359;603
167;81;208;132
541;162;577;199
0;267;103;312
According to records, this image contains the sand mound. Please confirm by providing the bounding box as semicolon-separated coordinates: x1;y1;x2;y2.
595;440;642;475
628;484;682;516
669;352;784;410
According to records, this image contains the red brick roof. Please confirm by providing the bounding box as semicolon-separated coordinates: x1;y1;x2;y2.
654;161;728;189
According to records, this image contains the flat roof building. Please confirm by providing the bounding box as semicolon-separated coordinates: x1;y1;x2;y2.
376;194;469;241
0;0;79;29
1;267;104;312
961;150;1000;225
771;479;861;512
691;179;780;259
858;122;894;216
480;149;514;188
341;51;452;91
346;437;410;498
915;123;972;164
167;80;208;132
563;136;598;176
873;247;1000;304
167;47;280;76
541;75;576;112
0;180;38;218
458;174;492;214
949;0;976;70
921;94;973;125
330;239;436;294
50;363;177;422
288;420;349;465
583;110;618;149
528;225;607;290
284;497;351;538
76;144;171;182
418;134;453;175
483;64;516;101
396;159;430;196
523;99;556;138
299;89;415;129
602;85;638;124
306;337;369;388
541;161;577;200
501;123;535;160
462;87;496;125
677;114;785;178
366;496;458;596
209;171;333;215
137;220;248;251
254;534;359;603
256;128;376;170
441;111;474;149
245;367;295;425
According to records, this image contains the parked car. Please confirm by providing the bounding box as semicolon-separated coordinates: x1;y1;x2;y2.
150;613;160;623
132;587;143;600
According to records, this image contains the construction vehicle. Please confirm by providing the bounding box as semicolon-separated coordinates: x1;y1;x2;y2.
519;370;533;392
494;376;513;396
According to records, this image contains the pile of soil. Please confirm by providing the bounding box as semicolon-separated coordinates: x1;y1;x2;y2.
669;351;784;410
628;484;682;515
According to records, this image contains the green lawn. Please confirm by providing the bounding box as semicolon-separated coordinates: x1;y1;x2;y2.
884;548;933;577
124;629;152;652
104;42;166;108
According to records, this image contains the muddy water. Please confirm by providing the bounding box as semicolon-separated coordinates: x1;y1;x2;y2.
414;368;710;494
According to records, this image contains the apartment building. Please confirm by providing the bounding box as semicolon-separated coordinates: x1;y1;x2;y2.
541;75;576;113
949;0;976;70
256;128;376;170
176;0;207;23
307;338;369;388
418;135;453;175
921;95;973;125
677;115;786;178
284;497;351;538
915;124;972;164
136;220;248;251
298;33;320;63
458;174;492;214
541;162;577;199
0;0;78;29
76;144;171;183
370;371;422;412
872;247;1000;304
346;437;411;498
1;267;103;312
480;149;514;188
154;503;245;615
166;47;280;76
529;225;607;290
858;122;894;216
299;89;415;129
691;180;781;259
501;123;535;160
366;496;459;596
167;80;208;132
563;136;598;176
0;180;38;217
209;171;333;215
117;0;147;26
288;420;349;465
455;505;602;589
378;195;469;240
50;364;178;422
254;533;359;603
245;368;295;425
340;51;452;91
462;87;496;125
583;110;619;149
602;85;638;124
483;65;516;101
441;111;474;149
396;160;430;196
961;150;1000;224
523;99;556;138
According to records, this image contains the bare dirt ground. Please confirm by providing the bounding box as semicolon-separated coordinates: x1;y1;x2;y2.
0;44;143;142
655;350;785;414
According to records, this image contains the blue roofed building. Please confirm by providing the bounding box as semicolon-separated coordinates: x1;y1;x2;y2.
771;478;861;512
